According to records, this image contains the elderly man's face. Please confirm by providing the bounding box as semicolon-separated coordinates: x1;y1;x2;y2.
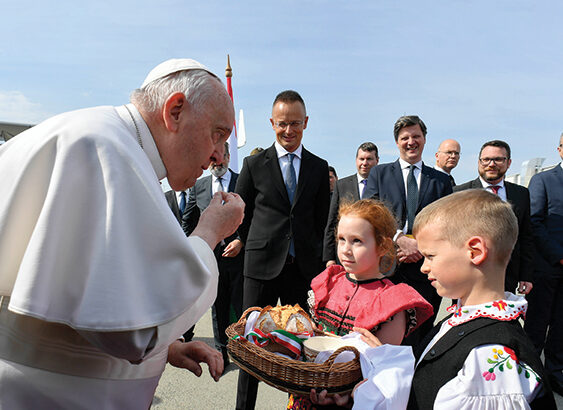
435;140;461;173
270;101;308;153
558;135;563;161
396;124;426;164
164;85;234;191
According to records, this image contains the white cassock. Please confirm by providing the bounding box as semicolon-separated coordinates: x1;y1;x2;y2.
0;104;219;409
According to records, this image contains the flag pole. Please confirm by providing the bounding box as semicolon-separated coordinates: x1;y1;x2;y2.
225;55;238;171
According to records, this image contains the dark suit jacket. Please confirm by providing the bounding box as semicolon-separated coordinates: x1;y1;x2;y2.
323;174;360;262
363;160;453;231
528;165;563;266
165;190;182;223
235;144;330;281
454;178;535;290
182;170;241;256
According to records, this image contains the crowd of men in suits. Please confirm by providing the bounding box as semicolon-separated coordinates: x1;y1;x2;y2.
166;90;563;405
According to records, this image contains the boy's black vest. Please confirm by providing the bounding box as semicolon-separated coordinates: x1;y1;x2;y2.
408;316;556;409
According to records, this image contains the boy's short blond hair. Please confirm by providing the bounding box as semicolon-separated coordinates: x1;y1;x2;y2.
413;190;518;266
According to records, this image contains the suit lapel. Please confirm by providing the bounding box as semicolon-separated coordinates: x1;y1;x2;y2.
418;164;431;209
228;170;238;193
292;148;312;207
351;176;360;201
391;160;406;202
264;145;290;204
504;180;515;201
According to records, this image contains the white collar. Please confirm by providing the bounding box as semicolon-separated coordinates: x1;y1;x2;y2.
118;104;167;180
445;292;527;326
434;164;450;175
398;158;423;171
214;169;231;182
274;141;302;159
479;176;505;189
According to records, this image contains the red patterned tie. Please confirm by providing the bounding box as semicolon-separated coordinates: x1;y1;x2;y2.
490;185;500;195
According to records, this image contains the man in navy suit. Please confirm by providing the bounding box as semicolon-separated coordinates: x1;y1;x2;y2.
324;142;379;266
363;115;452;345
454;140;534;296
235;90;330;410
524;134;563;396
181;142;243;367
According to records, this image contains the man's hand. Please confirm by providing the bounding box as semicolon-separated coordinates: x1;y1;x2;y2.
191;192;244;250
326;260;337;268
396;235;423;263
222;238;243;258
517;281;533;295
167;340;223;382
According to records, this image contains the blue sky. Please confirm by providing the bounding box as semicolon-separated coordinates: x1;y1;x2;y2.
1;1;562;186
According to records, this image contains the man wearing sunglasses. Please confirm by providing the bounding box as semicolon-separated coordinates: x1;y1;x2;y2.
455;140;534;296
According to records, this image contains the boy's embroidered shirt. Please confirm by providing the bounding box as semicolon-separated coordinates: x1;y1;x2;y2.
419;293;542;409
445;292;527;326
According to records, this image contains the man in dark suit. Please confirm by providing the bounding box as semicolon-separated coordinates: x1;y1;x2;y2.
181;142;243;367
523;134;563;396
454;140;534;295
324;142;379;266
363;115;452;345
165;189;187;225
235;90;330;410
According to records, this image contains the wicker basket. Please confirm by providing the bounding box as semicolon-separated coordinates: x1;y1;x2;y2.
226;307;362;396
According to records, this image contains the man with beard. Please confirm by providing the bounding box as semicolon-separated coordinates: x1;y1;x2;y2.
434;139;461;186
455;140;534;295
182;141;243;367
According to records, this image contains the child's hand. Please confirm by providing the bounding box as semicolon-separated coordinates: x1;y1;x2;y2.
353;327;383;347
309;389;352;408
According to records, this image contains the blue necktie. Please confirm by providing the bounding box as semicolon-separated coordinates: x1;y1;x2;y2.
406;165;418;234
285;153;297;257
285;153;297;204
360;179;367;197
179;191;187;215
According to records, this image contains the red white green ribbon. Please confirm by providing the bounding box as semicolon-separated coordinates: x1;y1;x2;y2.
236;328;313;359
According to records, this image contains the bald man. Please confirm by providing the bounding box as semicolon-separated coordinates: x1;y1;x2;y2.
434;139;461;186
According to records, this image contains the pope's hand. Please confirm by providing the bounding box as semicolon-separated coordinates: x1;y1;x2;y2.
191;192;244;250
167;340;223;382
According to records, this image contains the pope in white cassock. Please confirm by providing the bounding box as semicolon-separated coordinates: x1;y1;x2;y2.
0;59;244;408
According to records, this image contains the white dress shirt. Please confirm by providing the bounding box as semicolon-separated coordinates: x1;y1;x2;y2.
212;169;232;194
356;173;368;198
274;141;302;184
479;176;507;202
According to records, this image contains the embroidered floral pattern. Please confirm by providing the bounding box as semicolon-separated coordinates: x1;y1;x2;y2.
482;346;540;382
446;293;527;326
487;300;512;311
453;306;468;317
